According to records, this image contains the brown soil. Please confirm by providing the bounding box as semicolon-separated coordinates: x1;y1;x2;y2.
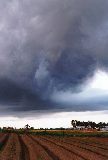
45;136;108;159
0;134;9;151
0;133;108;160
0;133;21;160
32;135;107;160
30;135;84;160
21;134;54;160
18;135;30;160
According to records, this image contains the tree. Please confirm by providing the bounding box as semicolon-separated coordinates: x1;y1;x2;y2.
25;124;30;130
71;120;77;128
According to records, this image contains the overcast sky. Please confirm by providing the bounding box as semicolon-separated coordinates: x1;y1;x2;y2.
0;0;108;127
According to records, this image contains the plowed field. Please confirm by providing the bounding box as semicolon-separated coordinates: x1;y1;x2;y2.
0;133;108;160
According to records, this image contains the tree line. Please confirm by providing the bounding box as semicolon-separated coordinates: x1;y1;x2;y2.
71;120;108;129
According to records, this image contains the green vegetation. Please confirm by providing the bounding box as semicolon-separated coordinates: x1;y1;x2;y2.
29;130;108;137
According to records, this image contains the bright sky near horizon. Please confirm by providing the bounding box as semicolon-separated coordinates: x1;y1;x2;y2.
89;70;108;90
0;110;108;129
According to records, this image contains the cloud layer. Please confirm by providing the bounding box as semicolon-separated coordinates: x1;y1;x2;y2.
0;0;108;114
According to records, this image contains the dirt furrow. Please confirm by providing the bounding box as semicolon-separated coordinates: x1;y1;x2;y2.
21;134;54;160
0;133;21;160
62;138;108;158
31;135;85;160
83;137;108;147
66;137;108;149
29;135;59;160
37;136;107;160
60;137;108;150
18;135;30;160
0;134;9;151
50;136;108;157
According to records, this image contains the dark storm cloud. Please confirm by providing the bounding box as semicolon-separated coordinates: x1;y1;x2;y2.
51;49;96;90
0;78;55;112
0;0;108;113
